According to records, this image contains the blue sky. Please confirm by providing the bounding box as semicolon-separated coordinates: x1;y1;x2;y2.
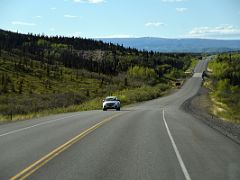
0;0;240;39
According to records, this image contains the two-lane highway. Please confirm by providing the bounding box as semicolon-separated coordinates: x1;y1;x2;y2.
0;58;240;179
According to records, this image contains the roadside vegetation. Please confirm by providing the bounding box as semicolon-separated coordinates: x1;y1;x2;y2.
189;57;198;71
206;53;240;124
0;29;195;122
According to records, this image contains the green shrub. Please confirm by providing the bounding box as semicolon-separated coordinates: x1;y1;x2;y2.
128;66;157;81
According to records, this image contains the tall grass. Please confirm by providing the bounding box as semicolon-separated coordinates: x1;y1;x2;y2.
206;54;240;124
0;83;171;122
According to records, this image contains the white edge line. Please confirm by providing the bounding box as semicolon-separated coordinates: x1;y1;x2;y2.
0;113;82;137
163;109;191;180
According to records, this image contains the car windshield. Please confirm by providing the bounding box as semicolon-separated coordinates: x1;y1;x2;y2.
105;97;117;101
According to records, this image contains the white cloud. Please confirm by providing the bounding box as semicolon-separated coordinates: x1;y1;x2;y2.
186;25;240;39
71;32;82;37
12;21;36;26
73;0;105;4
162;0;186;2
176;8;188;12
33;15;42;19
145;22;165;27
64;14;78;18
50;7;57;10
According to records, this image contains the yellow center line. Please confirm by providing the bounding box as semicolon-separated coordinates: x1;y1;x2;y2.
10;112;125;180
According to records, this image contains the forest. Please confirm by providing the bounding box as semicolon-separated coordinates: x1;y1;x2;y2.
0;29;196;121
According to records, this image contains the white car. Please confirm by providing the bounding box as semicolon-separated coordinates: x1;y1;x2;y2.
102;96;121;111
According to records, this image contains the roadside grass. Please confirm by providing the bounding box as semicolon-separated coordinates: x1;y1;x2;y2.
206;55;240;124
189;58;198;71
210;93;240;124
184;57;198;74
0;83;171;122
203;76;240;124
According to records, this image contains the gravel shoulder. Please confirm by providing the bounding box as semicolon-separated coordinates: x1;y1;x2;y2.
181;86;240;145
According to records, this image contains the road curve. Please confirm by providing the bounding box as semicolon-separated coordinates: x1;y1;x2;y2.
0;58;240;180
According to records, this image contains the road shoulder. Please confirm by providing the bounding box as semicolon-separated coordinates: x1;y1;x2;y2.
181;86;240;145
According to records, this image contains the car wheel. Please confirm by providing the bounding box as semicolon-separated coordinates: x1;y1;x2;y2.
116;107;120;111
103;108;107;111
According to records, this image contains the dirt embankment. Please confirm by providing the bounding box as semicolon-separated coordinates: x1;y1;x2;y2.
181;87;240;144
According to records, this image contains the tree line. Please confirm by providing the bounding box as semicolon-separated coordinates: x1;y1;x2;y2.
0;29;192;76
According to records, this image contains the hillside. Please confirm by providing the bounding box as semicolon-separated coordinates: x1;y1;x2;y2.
99;37;240;53
0;29;195;121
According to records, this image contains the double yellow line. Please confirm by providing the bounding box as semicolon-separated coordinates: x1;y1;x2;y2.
11;112;124;180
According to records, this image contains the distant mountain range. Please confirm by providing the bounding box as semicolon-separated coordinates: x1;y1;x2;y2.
99;37;240;53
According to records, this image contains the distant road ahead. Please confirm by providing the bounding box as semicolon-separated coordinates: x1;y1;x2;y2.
0;57;240;180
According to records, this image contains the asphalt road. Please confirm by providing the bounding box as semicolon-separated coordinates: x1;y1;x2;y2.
0;58;240;180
